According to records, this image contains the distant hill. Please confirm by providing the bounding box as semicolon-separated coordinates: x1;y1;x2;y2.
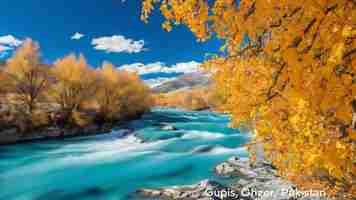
151;72;220;111
152;72;211;93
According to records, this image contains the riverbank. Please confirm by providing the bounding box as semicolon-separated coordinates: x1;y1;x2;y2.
0;108;144;145
0;124;124;145
134;156;331;200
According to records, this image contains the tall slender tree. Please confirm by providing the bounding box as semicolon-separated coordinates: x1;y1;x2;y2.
3;39;50;114
96;61;123;121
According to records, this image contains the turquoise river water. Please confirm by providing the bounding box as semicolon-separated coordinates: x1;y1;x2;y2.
0;108;250;200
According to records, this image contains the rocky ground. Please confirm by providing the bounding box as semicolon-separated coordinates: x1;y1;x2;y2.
133;156;331;200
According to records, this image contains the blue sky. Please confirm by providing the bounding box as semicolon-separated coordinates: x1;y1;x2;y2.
0;0;223;86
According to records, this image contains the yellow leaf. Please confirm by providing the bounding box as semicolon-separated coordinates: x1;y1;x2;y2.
348;128;356;140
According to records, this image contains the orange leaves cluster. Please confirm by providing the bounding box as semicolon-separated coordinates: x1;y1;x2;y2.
142;0;356;198
143;0;211;40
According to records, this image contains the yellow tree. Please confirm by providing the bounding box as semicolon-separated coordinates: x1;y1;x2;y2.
51;54;98;117
96;64;151;121
96;61;123;121
141;0;356;197
116;70;152;119
3;39;50;114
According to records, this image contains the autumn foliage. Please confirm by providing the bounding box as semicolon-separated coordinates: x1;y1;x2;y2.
2;39;50;115
153;86;221;111
51;54;98;115
0;39;151;131
142;0;356;198
97;62;151;121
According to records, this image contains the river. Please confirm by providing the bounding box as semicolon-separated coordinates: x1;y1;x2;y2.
0;108;250;200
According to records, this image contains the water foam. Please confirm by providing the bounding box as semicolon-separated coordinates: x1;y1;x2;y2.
181;130;226;140
208;145;246;155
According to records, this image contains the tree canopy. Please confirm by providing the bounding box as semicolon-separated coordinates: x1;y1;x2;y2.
141;0;356;198
3;39;50;114
96;61;152;121
0;39;152;130
51;54;98;114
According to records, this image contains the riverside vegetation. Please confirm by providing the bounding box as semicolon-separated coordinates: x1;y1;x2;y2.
153;86;222;111
140;0;356;199
0;39;152;144
151;71;222;111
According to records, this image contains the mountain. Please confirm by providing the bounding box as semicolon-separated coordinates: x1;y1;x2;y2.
152;71;211;93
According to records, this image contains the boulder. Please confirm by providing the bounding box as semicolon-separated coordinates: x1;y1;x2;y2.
192;145;216;153
82;125;99;135
134;179;236;200
197;179;224;191
63;128;81;137
0;127;17;135
215;162;240;177
215;156;277;180
45;127;63;138
215;157;257;179
0;128;19;144
136;188;162;197
161;125;178;131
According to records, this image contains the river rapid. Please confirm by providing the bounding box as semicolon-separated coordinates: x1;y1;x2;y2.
0;108;250;200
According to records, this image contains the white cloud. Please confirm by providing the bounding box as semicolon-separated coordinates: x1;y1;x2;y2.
0;35;22;47
0;45;12;52
119;61;201;75
144;77;177;88
0;35;23;59
120;62;166;74
171;61;202;73
119;61;201;88
92;35;146;53
71;32;85;40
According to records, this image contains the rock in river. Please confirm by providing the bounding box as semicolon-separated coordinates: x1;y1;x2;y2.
161;125;178;131
215;156;257;179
